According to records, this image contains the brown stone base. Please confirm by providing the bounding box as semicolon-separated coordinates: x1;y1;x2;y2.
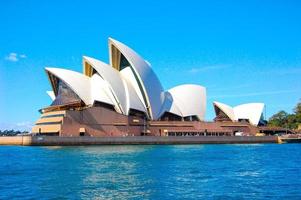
32;106;264;137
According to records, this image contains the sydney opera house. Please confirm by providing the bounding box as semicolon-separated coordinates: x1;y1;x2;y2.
32;38;269;137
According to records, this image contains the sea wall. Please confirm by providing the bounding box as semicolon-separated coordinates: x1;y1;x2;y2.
0;135;278;146
0;136;32;145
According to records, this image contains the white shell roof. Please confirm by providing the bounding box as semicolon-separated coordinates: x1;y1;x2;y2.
213;101;235;121
120;66;146;110
234;103;264;126
122;77;147;114
90;74;114;106
109;38;164;120
83;56;127;114
168;84;206;120
45;67;92;105
158;91;183;117
43;38;209;121
119;67;147;114
213;101;264;126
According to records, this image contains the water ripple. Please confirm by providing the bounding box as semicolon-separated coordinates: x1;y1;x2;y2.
0;144;301;199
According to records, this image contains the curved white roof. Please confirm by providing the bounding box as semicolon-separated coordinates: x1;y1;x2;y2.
213;101;264;126
43;38;211;122
213;101;235;121
158;91;183;117
234;103;264;126
109;38;164;119
120;66;146;109
122;77;147;114
90;74;114;106
45;67;92;105
83;56;127;114
168;84;206;120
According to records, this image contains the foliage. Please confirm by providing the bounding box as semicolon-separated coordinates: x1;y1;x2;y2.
268;100;301;129
0;130;29;136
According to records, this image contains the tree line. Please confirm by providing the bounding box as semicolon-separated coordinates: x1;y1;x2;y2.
268;100;301;129
0;130;29;136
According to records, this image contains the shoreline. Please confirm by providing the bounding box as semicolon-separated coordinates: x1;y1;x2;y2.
0;135;280;146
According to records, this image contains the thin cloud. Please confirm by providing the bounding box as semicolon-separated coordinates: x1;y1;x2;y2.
259;67;301;76
210;83;254;92
209;89;299;99
5;52;18;62
188;64;230;73
5;52;27;62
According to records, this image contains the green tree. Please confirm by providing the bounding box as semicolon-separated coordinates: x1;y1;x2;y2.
294;101;301;124
287;114;297;129
268;110;288;128
268;99;301;129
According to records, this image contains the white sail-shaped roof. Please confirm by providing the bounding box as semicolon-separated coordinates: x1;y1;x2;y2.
83;56;146;115
109;38;164;120
43;38;209;122
158;91;183;118
213;101;264;126
122;77;147;114
45;67;92;105
83;56;127;114
234;103;264;126
120;66;146;110
213;101;235;121
90;74;114;106
167;84;206;120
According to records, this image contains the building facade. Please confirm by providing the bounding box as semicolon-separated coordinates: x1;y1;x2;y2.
32;38;269;137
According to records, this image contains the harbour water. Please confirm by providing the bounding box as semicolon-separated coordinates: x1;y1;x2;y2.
1;144;301;199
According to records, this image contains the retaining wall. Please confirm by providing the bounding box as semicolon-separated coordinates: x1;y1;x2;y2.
0;135;278;146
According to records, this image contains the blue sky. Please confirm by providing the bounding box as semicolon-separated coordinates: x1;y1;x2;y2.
0;0;300;131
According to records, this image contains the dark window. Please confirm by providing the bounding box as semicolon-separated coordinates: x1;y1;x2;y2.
129;109;146;118
214;107;232;122
37;132;59;136
258;114;267;126
183;115;199;121
159;112;182;121
238;118;250;123
51;79;81;106
93;101;115;111
119;53;131;70
92;68;97;75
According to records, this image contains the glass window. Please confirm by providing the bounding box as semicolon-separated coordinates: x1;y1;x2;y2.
51;79;81;106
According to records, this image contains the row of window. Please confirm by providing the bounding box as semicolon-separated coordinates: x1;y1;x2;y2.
167;132;232;136
41;114;65;118
36;121;62;125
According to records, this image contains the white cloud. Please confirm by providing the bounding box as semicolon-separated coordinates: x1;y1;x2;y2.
5;52;18;62
5;52;27;62
188;64;230;73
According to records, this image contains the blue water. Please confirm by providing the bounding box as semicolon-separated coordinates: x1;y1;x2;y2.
0;144;301;199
